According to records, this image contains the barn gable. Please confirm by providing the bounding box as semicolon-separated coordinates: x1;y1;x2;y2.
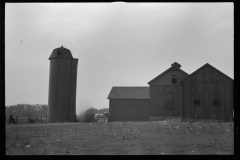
107;87;150;99
181;63;233;84
148;62;189;85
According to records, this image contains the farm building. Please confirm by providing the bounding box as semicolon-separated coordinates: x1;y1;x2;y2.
107;87;150;122
48;46;78;122
107;62;189;122
181;63;233;120
107;62;233;122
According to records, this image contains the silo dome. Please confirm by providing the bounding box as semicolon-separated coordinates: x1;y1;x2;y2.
49;46;73;59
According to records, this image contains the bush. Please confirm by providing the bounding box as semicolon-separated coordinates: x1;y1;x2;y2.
77;108;98;122
77;107;109;122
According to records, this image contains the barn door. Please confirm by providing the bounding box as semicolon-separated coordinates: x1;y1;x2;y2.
194;99;203;119
166;92;174;109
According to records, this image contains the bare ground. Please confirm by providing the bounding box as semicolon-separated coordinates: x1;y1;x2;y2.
5;120;234;155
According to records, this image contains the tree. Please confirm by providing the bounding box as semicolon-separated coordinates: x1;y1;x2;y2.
5;104;48;118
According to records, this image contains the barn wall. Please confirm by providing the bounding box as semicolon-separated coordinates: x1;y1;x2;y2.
149;85;182;117
148;68;188;117
109;99;150;122
182;66;233;120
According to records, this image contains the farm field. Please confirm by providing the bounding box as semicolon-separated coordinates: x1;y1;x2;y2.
5;119;234;155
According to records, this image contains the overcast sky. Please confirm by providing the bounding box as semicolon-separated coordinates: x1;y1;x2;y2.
5;2;233;115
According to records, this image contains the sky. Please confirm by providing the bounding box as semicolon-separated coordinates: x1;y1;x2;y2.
5;2;233;115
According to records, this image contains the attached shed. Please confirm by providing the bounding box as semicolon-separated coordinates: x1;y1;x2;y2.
107;87;150;122
181;63;233;120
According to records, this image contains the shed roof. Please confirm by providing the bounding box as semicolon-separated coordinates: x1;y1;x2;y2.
107;87;150;99
148;65;189;84
49;46;74;59
181;63;233;83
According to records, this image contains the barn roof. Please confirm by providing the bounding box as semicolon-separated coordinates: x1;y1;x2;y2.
107;87;150;99
181;63;233;83
49;46;74;59
148;63;189;84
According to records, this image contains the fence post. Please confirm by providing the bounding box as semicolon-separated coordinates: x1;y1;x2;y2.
16;116;18;124
28;114;30;120
41;116;42;123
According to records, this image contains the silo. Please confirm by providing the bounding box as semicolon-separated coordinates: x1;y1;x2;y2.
48;46;78;122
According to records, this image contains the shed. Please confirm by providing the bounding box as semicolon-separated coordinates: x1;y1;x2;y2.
107;87;150;122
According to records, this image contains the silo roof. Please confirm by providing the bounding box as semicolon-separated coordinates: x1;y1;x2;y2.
49;46;73;59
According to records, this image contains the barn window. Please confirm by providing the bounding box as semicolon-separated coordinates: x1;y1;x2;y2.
172;75;177;84
213;100;220;106
194;100;200;105
57;51;61;56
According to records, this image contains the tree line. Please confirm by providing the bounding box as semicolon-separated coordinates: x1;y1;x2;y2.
5;104;48;118
5;104;109;122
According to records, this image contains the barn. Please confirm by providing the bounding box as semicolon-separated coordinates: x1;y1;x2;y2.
107;62;233;122
181;63;234;121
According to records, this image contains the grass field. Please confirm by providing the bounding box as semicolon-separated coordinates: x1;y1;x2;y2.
5;119;234;155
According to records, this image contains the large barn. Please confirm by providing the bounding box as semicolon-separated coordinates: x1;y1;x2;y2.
107;62;233;122
181;63;233;120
